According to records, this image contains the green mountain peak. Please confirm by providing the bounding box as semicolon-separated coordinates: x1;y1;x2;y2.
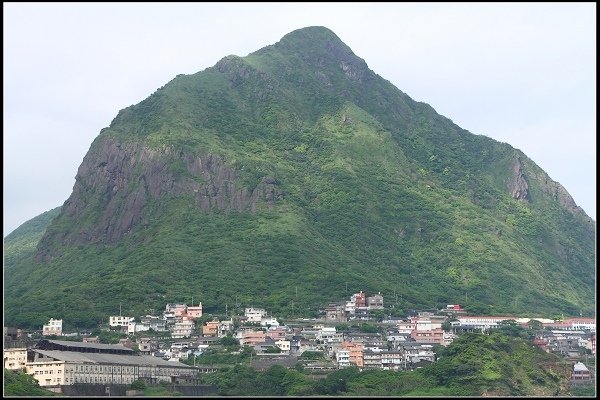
4;27;594;329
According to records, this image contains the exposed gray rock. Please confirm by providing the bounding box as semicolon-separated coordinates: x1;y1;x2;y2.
507;156;530;201
36;137;281;260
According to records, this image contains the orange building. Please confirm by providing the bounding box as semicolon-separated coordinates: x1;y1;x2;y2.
202;321;219;337
242;331;266;346
342;341;364;368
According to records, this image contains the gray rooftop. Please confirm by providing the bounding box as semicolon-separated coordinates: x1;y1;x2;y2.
33;349;196;369
39;339;132;352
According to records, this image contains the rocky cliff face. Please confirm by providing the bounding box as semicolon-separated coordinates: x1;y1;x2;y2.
36;137;281;260
508;156;530;201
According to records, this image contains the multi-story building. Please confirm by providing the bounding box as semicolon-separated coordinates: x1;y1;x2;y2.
342;341;364;368
317;327;343;344
367;293;384;310
363;350;383;370
456;316;517;331
42;319;63;336
127;322;150;334
202;321;219;337
241;331;266;346
572;362;591;381
165;304;188;319
245;308;267;323
137;338;158;355
186;304;203;320
336;349;351;368
325;303;347;322
275;340;291;354
26;339;197;389
351;292;366;308
171;320;195;339
411;328;445;344
380;350;404;370
140;315;167;332
4;348;27;370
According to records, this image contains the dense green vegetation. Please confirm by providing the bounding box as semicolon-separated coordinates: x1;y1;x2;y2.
196;332;572;396
4;206;60;269
3;369;56;396
4;26;595;330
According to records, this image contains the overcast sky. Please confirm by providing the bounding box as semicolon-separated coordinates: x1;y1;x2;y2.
4;3;596;236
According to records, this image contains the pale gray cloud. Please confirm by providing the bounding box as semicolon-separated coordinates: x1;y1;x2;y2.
4;3;595;235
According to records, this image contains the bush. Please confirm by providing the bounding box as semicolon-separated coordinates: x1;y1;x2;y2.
130;379;147;390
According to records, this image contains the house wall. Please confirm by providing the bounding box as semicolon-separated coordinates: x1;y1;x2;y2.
4;348;27;370
26;360;65;386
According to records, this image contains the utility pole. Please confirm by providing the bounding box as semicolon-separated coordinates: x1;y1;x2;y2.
119;303;122;317
296;286;298;298
345;282;348;294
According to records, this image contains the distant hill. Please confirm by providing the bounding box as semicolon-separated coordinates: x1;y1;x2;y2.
4;206;61;269
4;26;595;329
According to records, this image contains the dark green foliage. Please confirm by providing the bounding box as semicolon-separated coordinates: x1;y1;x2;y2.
3;369;56;396
130;379;147;390
3;26;595;329
218;335;240;350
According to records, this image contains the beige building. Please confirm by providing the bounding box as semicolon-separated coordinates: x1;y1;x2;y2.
27;339;197;388
171;320;195;339
4;348;27;370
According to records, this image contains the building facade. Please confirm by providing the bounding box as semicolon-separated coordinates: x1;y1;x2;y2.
26;340;197;388
42;319;63;336
4;348;27;370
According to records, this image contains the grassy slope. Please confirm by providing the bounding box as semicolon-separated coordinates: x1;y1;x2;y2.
3;27;595;329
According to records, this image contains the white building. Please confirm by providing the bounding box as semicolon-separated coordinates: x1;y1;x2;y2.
260;317;280;327
275;340;291;354
336;349;351;368
245;308;267;323
127;322;150;334
109;316;135;327
42;318;63;336
456;316;516;331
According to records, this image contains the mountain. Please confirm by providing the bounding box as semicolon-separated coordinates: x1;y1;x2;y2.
4;26;595;329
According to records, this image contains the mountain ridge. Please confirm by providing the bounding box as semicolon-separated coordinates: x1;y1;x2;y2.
4;26;594;329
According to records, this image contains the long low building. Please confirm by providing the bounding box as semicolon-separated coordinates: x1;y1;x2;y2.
27;339;198;387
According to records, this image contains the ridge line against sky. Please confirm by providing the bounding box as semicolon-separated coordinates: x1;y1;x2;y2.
3;3;596;235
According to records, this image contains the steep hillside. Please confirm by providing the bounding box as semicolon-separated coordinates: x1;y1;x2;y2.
4;26;595;329
4;206;61;269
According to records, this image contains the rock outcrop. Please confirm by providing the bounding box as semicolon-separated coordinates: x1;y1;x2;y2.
36;137;281;260
508;156;530;201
